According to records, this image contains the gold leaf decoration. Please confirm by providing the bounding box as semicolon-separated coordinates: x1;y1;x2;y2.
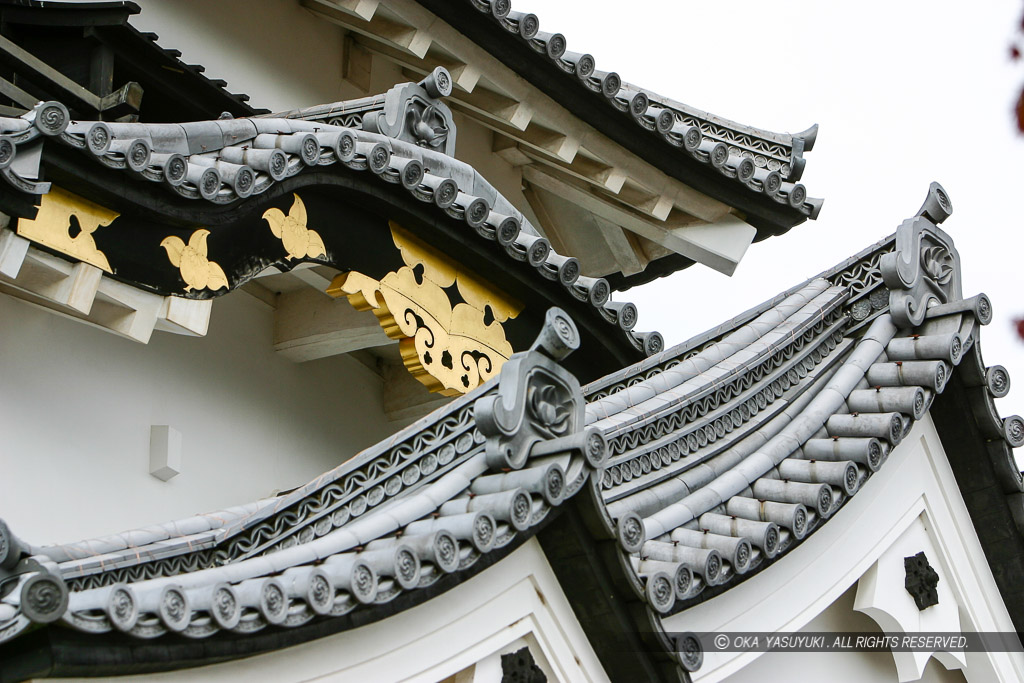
16;186;117;272
263;194;326;260
328;221;523;396
160;228;229;292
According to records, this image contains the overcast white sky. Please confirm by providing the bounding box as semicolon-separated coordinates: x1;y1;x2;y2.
526;1;1024;422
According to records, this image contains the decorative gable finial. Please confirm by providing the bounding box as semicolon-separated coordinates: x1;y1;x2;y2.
475;307;607;472
880;182;962;328
362;66;458;156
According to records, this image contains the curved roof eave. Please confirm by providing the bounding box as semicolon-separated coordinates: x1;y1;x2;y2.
574;183;1023;676
0;311;638;676
410;0;822;242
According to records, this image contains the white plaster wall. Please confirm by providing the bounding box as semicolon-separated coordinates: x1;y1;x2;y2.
0;291;394;545
725;584;966;683
130;0;350;113
44;538;609;683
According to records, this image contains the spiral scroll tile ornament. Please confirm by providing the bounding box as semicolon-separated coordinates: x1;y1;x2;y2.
0;137;14;169
764;525;780;556
434;531;460;573
988;366;1011;398
20;573;69;624
86;122;110;155
306;570;334;615
159;586;190;632
260;579;288;625
646;572;675;613
544;465;565;503
845;464;860;494
792;506;808;537
676;633;704;673
107;585;138;632
584;428;609;469
519;13;539;39
674;565;694;597
735;539;752;571
472;514;496;552
127;139;151;172
1004;416;1024;448
211;584;240;629
976;293;993;325
510;491;533;530
164;154;187;185
395;548;421;589
34;101;69;136
888;413;906;445
618;513;645;553
351;561;378;604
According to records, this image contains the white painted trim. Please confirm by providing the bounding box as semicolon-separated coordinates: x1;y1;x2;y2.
50;538;609;683
666;413;1024;682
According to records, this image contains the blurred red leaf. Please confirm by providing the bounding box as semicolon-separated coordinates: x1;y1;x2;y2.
1014;45;1022;60
1018;90;1024;133
1016;318;1024;341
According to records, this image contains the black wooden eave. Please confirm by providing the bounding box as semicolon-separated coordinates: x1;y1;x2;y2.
538;481;690;683
930;367;1024;634
0;139;642;385
0;524;558;682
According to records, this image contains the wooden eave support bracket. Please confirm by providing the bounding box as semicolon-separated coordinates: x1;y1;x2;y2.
306;0;381;22
273;285;391;362
0;33;142;116
302;0;434;59
0;229;210;342
524;165;754;276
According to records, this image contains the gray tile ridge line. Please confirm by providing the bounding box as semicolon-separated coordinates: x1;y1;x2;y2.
33;499;279;564
585;234;896;397
641;313;897;540
60;454;487;601
605;347;849;519
589;290;842;440
602;328;852;509
585;278;838;427
457;0;818;187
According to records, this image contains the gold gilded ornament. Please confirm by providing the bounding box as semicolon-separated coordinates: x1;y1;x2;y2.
328;222;522;396
16;186;117;272
160;228;229;292
263;194;326;260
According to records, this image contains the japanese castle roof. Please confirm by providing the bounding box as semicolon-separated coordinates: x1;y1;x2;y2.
0;92;661;364
1;184;1021;681
0;0;821;288
410;0;820;287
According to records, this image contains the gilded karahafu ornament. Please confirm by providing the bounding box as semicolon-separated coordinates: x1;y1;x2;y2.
329;221;522;396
